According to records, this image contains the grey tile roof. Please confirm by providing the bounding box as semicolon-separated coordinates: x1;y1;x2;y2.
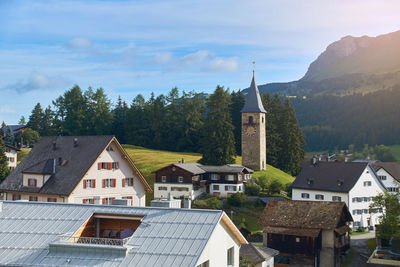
199;164;254;174
372;161;400;182
240;244;278;264
0;136;115;195
1;124;26;135
0;201;228;267
174;162;206;175
241;74;266;113
291;162;370;193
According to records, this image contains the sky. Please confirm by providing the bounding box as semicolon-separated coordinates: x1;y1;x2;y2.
1;0;400;124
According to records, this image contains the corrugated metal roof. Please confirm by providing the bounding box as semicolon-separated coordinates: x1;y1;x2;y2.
0;201;224;267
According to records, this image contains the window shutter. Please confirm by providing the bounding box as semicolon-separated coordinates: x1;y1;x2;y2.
93;180;96;188
112;179;116;187
83;199;87;204
83;180;87;189
98;162;102;170
112;197;115;205
34;179;37;187
11;158;14;162
116;162;119;169
102;198;106;205
130;178;134;187
122;178;126;187
102;179;106;188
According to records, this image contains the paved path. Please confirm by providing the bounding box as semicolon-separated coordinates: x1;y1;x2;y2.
348;231;375;267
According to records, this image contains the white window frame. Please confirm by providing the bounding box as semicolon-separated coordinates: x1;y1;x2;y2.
227;247;234;266
301;193;310;199
213;185;219;191
332;196;341;202
178;176;184;183
161;176;167;183
315;194;324;200
211;174;219;180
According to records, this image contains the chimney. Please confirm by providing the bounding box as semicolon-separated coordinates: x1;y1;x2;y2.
52;141;56;151
73;138;78;147
181;158;185;163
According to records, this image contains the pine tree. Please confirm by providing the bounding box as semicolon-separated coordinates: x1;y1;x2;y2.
18;116;26;125
112;96;128;143
200;86;236;165
41;106;54;136
84;87;112;135
0;138;10;182
230;90;245;155
4;126;15;146
27;103;44;133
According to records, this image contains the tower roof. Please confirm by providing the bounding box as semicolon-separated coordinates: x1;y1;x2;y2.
241;73;266;113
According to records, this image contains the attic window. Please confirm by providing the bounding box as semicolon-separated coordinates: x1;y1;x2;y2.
307;178;314;185
106;146;114;152
248;116;253;124
337;179;344;186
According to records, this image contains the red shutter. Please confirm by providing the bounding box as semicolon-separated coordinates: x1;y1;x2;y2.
102;198;106;205
102;179;106;188
93;180;96;188
107;163;112;170
122;178;126;187
116;162;119;169
98;162;102;170
83;199;87;204
112;179;116;188
83;180;87;189
11;158;15;162
12;194;15;200
112;197;115;204
34;179;37;187
130;178;134;187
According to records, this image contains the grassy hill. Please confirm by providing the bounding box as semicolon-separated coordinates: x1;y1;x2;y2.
388;145;400;161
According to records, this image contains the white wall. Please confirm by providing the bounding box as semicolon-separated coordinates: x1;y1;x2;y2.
5;148;17;169
22;173;51;187
376;168;400;193
68;142;146;207
292;189;348;206
348;165;385;228
4;192;65;202
154;182;193;199
196;219;241;267
210;183;245;197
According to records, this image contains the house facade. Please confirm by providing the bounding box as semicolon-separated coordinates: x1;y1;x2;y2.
0;201;247;266
258;199;353;267
372;161;400;193
291;162;385;229
0;136;151;206
154;162;253;200
4;144;19;170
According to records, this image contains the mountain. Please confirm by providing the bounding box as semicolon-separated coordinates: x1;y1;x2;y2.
250;30;400;96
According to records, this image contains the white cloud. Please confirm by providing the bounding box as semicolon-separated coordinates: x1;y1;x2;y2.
66;37;93;50
4;72;70;93
179;50;212;66
204;57;238;72
150;52;173;65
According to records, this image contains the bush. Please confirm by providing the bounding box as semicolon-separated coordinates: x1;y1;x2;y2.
228;192;247;207
192;200;208;209
204;197;222;210
245;183;260;196
269;179;283;194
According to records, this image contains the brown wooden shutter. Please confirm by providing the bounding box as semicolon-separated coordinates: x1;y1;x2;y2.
102;198;106;205
122;178;125;187
107;162;112;170
112;197;115;204
83;199;87;204
130;178;134;187
34;179;37;187
102;179;106;188
98;162;102;170
83;180;87;189
93;180;96;188
116;162;119;169
112;179;116;187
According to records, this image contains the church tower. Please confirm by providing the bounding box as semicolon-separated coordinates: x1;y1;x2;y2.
241;71;266;171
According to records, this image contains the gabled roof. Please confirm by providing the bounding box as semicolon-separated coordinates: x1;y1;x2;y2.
241;73;266;113
1;124;26;135
372;161;400;183
0;135;151;195
258;200;353;230
240;244;279;264
4;144;20;151
175;162;206;175
155;163;254;175
0;201;247;266
291;161;370;193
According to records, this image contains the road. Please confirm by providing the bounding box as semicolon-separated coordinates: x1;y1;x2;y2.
348;231;375;267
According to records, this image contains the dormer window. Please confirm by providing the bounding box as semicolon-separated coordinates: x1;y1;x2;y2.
307;178;314;185
337;179;344;186
28;178;37;187
106;146;114;152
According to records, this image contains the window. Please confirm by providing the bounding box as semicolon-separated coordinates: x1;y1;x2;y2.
227;247;234;266
353;221;361;227
29;196;38;201
98;162;119;170
112;162;119;169
388;187;400;192
102;197;115;205
122;196;133;206
363;181;372;186
332;196;342;202
379;175;387;180
226;175;234;181
363;197;368;202
352;197;356;202
213;185;219;191
123;178;134;187
47;198;57;202
171;187;189;191
161;176;167;183
83;179;96;189
363;209;369;214
211;174;219;180
301;193;310;199
82;198;94;204
28;178;37;187
357;210;362;215
238;185;241;191
106;146;114;151
158;186;168;191
370;197;375;201
178;176;184;183
356;197;362;202
296;237;300;242
12;194;21;200
102;178;116;188
315;194;324;200
225;185;236;191
196;261;209;267
238;174;242;181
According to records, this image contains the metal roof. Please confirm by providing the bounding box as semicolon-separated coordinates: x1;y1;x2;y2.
0;201;231;267
241;73;266;113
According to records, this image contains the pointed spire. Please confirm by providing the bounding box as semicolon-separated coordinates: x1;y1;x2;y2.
241;71;266;113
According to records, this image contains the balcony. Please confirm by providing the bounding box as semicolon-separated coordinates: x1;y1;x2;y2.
62;235;130;246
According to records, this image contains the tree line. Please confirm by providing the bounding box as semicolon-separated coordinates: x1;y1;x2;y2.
23;84;305;175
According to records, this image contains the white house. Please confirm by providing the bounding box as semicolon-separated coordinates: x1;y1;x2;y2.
4;144;19;170
0;136;152;206
291;162;386;229
0;201;248;266
372;161;400;193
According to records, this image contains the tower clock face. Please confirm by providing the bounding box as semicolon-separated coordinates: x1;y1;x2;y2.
246;126;256;136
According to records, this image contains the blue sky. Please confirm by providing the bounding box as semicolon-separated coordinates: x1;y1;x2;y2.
1;0;400;123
